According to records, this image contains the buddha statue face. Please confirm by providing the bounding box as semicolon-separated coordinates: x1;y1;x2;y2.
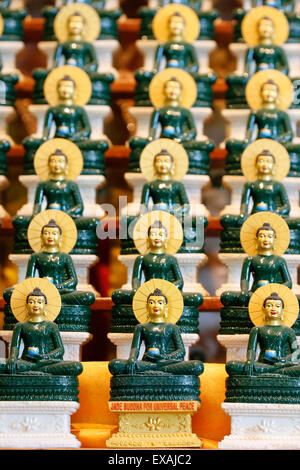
257;16;274;43
48;150;68;179
255;151;275;178
263;292;284;325
41;220;62;252
154;150;174;178
147;288;168;322
26;288;47;322
57;76;76;103
163;78;182;104
260;80;279;107
148;221;169;252
256;225;276;254
67;13;85;39
168;13;186;40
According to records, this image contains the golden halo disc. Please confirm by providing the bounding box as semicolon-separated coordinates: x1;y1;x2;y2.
242;6;289;46
240;212;290;256
54;3;101;43
241;139;290;182
132;210;183;255
152;4;200;43
140;138;189;182
44;65;92;106
34;138;83;182
248;283;298;328
132;279;184;325
0;15;4;39
149;68;197;109
27;209;77;254
11;278;61;323
245;70;293;111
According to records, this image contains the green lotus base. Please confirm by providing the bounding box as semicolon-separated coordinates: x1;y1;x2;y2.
225;374;300;404
4;304;92;333
0;8;26;41
128;136;213;175
110;373;200;402
0;374;80;402
138;7;218;40
110;304;200;335
42;6;122;41
22;136;107;176
0;138;9;175
32;68;114;106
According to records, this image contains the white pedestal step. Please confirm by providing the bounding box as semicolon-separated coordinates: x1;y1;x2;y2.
219;402;300;450
17;174;106;218
129;106;213;140
217;253;300;296
220;175;300;218
28;104;111;141
0;330;92;362
107;332;199;361
118;252;209;297
121;172;210;218
38;39;119;75
0;41;24;75
0;401;80;449
136;39;216;74
9;253;100;297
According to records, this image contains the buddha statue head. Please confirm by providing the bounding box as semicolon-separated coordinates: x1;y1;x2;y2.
153;148;175;179
40;219;63;253
262;291;285;325
146;287;169;323
163;76;183;106
257;16;275;44
255;149;276;179
260;79;280;108
57;74;77;104
26;287;48;323
168;11;186;41
147;220;169;252
48;148;69;180
67;11;85;40
256;222;276;255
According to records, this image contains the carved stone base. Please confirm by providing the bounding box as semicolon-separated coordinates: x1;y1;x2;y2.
217;253;300;296
38;39;119;75
129;106;212;140
219;402;300;449
136;39;216;74
8;253;99;297
107;333;200;361
106;400;201;448
28;104;111;140
220;175;300;218
0;401;80;448
17;174;106;218
0;330;92;362
118;252;209;297
121;172;210;218
0;41;24;75
221;109;300;142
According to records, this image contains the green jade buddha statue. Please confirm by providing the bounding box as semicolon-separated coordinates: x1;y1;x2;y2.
244;15;289;75
129;76;213;174
4;219;95;308
226;291;300;376
112;220;202;309
140;148;190;216
25;74;107;174
0;287;83;376
109;287;204;376
221;222;292;307
226;79;300;175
